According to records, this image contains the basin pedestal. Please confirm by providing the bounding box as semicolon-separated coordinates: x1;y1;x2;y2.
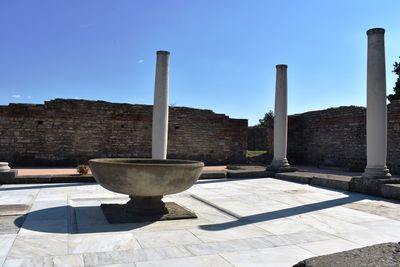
126;196;168;216
100;196;197;224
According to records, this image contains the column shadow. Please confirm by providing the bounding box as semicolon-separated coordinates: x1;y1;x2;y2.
199;194;370;231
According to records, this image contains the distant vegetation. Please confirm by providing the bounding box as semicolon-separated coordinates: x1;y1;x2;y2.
388;57;400;103
253;110;274;128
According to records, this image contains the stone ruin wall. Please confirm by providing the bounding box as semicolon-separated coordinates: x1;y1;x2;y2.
247;126;273;153
247;103;400;174
247;127;268;151
287;106;368;171
0;99;248;166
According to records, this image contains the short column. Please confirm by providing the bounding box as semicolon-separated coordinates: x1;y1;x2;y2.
0;162;11;172
152;51;170;160
363;28;391;178
270;64;291;171
0;162;17;184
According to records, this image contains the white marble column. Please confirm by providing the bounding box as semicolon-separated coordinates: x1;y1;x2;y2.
271;64;290;170
363;28;391;178
152;51;170;160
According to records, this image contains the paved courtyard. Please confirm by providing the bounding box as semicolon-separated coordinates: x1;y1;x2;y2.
1;177;400;266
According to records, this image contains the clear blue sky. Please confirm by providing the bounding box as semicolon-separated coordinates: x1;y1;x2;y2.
0;1;399;125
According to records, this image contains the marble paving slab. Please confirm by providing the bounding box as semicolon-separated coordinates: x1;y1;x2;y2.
0;215;26;234
0;204;31;216
1;178;400;266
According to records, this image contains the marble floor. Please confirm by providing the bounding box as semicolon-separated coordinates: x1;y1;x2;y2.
1;177;400;267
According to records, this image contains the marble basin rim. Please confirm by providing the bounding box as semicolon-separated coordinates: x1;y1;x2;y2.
89;158;204;197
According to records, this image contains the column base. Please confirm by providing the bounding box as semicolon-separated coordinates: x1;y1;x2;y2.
362;165;391;179
267;159;297;173
0;162;11;172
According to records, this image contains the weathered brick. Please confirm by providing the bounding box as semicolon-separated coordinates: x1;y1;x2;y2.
0;99;247;166
248;103;400;174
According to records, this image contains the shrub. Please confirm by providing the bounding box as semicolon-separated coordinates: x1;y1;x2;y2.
77;164;90;175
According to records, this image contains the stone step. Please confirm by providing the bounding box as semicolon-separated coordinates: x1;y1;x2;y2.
199;170;227;179
381;184;400;199
227;169;272;179
293;242;400;267
275;171;352;191
275;171;400;201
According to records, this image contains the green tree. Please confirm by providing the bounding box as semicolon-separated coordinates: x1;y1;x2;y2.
255;110;274;127
388;57;400;103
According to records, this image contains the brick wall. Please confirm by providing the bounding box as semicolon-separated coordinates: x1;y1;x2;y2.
247;103;400;173
387;103;400;173
0;99;247;166
286;104;400;173
247;127;267;150
247;126;273;152
287;106;367;171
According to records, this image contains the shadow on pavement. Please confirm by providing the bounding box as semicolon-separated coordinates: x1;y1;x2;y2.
199;194;369;231
15;205;155;234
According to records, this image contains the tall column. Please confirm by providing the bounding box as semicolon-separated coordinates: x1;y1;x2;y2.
363;28;391;178
271;64;290;170
152;51;170;160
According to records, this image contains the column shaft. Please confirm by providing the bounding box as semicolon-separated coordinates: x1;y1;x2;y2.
271;64;290;169
363;28;391;178
152;51;170;160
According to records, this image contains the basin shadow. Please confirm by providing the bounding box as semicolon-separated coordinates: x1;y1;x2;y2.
199;193;372;231
14;205;155;234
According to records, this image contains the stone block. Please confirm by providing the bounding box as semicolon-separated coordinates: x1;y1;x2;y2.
277;166;297;173
199;170;227;179
275;172;312;184
293;242;400;267
266;165;297;173
350;176;400;196
381;184;400;200
227;170;272;179
0;170;17;184
310;175;351;191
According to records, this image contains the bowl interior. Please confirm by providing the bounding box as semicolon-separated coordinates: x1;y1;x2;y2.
89;158;204;167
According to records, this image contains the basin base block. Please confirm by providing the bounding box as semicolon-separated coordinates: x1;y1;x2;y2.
127;196;168;216
100;196;197;223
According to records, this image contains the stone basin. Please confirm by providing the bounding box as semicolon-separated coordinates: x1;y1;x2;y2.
89;158;204;218
89;158;204;196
